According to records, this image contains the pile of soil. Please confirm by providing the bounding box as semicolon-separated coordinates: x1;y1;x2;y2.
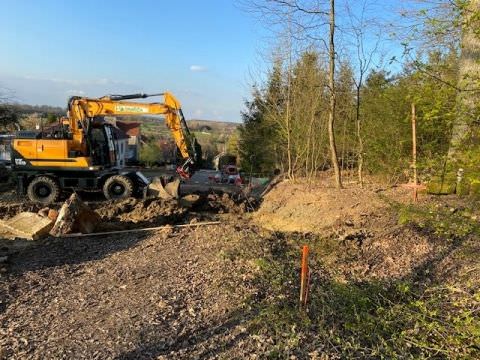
0;202;44;220
255;179;412;234
93;197;188;231
192;192;253;214
91;192;250;232
255;178;441;281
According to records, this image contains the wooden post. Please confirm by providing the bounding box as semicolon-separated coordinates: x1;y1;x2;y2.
411;103;418;202
299;245;310;308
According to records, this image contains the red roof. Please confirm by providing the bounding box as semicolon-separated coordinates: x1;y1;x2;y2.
116;121;141;137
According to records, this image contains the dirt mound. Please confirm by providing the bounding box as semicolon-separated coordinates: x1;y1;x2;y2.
255;179;438;281
255;180;398;234
91;192;249;231
193;192;252;214
93;197;187;230
0;202;45;220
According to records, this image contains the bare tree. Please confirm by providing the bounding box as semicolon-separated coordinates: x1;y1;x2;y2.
327;0;342;188
344;0;381;187
241;0;342;186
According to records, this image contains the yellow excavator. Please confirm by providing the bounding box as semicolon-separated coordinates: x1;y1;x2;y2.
11;92;201;204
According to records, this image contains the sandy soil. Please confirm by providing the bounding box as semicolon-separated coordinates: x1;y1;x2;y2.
254;177;414;234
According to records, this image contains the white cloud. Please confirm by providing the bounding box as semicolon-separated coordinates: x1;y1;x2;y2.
189;65;208;72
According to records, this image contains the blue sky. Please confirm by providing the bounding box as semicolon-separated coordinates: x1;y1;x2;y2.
0;0;263;122
0;1;421;122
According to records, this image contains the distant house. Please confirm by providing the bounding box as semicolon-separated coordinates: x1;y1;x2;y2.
114;121;142;163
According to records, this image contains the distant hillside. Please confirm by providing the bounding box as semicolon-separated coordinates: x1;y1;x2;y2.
114;116;239;138
116;117;240;166
187;119;238;133
9;103;65;116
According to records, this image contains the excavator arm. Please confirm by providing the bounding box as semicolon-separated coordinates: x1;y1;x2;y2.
68;92;201;178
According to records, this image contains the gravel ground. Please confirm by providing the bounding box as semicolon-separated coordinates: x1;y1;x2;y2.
0;221;268;359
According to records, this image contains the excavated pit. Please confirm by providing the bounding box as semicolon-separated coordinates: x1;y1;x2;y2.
0;183;258;239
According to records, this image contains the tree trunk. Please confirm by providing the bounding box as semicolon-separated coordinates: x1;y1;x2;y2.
356;84;364;187
328;0;342;189
448;0;480;163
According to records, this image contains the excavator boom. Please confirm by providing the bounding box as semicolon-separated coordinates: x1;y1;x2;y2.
68;92;200;177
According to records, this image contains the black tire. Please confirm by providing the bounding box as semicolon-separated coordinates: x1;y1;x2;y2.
27;176;60;205
103;175;134;200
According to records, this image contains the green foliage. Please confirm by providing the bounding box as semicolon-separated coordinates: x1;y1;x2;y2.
139;141;163;167
226;130;240;159
397;202;478;239
361;50;458;182
239;61;283;174
46;113;57;124
240;47;459;183
427;178;457;195
0;105;18;129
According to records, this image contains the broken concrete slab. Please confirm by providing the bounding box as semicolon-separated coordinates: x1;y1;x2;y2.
50;193;100;237
0;212;54;240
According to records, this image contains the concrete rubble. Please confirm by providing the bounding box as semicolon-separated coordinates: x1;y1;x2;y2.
50;193;100;237
0;212;54;240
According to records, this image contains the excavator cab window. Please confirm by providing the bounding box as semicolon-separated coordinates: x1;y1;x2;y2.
89;127;111;166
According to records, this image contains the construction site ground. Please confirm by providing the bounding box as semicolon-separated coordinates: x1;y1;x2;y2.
0;173;479;358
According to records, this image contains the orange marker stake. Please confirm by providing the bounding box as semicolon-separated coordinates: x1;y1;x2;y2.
299;245;310;308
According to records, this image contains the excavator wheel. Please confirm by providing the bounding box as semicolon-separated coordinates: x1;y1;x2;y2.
27;176;60;205
103;175;134;201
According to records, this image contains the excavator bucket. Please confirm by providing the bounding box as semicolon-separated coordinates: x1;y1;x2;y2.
147;177;180;200
164;178;180;199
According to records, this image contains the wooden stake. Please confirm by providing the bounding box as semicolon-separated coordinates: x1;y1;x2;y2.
411;103;418;202
58;221;221;238
299;245;310;308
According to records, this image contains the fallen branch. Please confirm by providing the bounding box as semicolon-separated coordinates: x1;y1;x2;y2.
58;221;221;238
